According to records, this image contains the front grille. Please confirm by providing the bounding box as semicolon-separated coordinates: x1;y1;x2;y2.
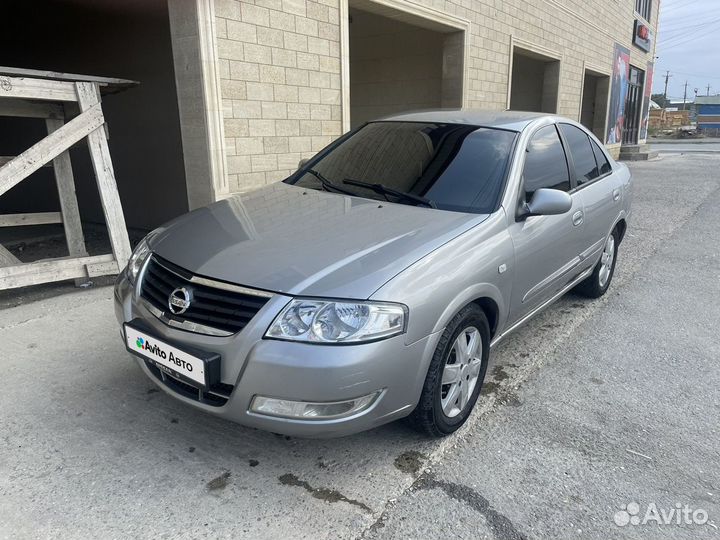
140;255;270;335
145;361;232;407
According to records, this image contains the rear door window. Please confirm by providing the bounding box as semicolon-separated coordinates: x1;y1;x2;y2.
591;139;612;176
559;123;599;185
523;125;570;200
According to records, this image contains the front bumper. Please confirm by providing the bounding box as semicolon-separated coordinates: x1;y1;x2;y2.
114;272;439;437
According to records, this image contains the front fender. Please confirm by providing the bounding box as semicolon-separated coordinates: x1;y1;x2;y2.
371;210;514;345
431;282;506;336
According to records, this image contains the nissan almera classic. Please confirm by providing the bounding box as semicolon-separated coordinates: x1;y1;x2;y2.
115;110;632;438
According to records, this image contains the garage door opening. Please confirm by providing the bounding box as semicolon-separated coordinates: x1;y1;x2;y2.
0;0;187;237
509;48;560;113
348;0;465;128
580;70;610;140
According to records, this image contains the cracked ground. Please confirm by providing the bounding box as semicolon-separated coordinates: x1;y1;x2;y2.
1;152;719;539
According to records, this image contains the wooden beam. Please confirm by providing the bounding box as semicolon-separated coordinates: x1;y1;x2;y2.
0;100;64;119
0;212;62;227
0;66;138;94
0;244;21;267
0;254;119;290
0;157;53;168
0;75;78;102
0;103;105;198
75;82;132;265
86;261;121;277
46;118;88;258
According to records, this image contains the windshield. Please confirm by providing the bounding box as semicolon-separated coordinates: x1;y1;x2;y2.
285;121;517;214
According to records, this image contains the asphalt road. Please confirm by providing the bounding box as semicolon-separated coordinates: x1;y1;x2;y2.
651;138;720;154
1;153;719;539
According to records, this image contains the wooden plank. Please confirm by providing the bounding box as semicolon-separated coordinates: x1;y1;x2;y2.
86;260;120;277
0;103;105;198
0;75;78;102
0;244;21;267
0;254;116;290
75;82;132;265
0;66;138;94
0;212;62;227
46;118;88;259
0;157;53;168
0;100;64;119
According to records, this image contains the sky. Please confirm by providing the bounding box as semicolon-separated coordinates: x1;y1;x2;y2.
653;0;720;100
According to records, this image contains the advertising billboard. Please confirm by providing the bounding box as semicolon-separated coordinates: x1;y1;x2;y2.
606;43;631;144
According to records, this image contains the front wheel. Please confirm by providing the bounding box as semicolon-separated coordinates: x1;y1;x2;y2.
406;304;490;437
575;228;619;298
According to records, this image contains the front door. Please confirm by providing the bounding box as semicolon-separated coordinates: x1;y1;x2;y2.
622;66;645;144
507;124;587;325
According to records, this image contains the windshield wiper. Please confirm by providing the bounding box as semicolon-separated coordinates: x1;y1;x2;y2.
342;179;437;208
304;169;355;196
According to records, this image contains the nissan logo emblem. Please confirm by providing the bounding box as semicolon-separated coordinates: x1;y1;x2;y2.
168;287;192;315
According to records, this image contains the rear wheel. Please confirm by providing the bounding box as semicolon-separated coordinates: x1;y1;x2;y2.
407;304;490;437
575;228;619;298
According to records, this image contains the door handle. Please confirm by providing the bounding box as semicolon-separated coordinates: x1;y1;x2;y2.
612;188;621;201
572;210;584;226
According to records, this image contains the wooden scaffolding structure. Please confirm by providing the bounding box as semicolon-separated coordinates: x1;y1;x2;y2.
0;67;136;290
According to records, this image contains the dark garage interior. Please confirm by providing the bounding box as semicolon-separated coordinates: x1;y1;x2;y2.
0;0;188;249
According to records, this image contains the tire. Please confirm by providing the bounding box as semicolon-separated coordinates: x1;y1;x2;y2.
406;304;490;437
574;227;619;299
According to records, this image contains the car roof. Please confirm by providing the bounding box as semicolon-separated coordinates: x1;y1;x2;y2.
377;109;554;132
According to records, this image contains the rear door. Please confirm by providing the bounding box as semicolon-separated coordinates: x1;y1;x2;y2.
558;123;622;271
507;124;587;324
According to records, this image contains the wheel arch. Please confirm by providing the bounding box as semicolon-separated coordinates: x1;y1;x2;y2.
615;218;627;243
472;297;500;338
432;283;507;340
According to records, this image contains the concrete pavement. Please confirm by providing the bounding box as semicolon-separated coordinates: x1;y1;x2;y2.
366;154;720;539
1;153;719;539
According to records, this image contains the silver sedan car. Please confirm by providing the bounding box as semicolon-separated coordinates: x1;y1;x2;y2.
114;110;632;438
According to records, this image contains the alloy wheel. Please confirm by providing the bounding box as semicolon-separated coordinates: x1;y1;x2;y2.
440;326;483;418
599;234;616;288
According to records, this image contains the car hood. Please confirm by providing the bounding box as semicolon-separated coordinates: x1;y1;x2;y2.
150;182;488;298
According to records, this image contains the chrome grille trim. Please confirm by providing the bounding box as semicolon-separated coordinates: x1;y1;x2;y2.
189;275;274;298
152;257;274;299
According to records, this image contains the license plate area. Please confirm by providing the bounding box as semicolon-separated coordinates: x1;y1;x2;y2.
124;319;220;390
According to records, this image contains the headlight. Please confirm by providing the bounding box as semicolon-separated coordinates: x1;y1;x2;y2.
265;299;406;343
126;238;151;285
126;229;162;284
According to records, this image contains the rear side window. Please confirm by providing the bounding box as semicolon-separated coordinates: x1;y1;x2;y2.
591;139;612;176
559;123;598;185
523;125;570;200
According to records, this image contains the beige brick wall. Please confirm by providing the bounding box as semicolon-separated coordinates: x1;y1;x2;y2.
215;0;343;193
214;0;659;194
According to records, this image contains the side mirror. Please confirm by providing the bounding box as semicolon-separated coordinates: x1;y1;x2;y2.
297;158;310;170
522;188;572;218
